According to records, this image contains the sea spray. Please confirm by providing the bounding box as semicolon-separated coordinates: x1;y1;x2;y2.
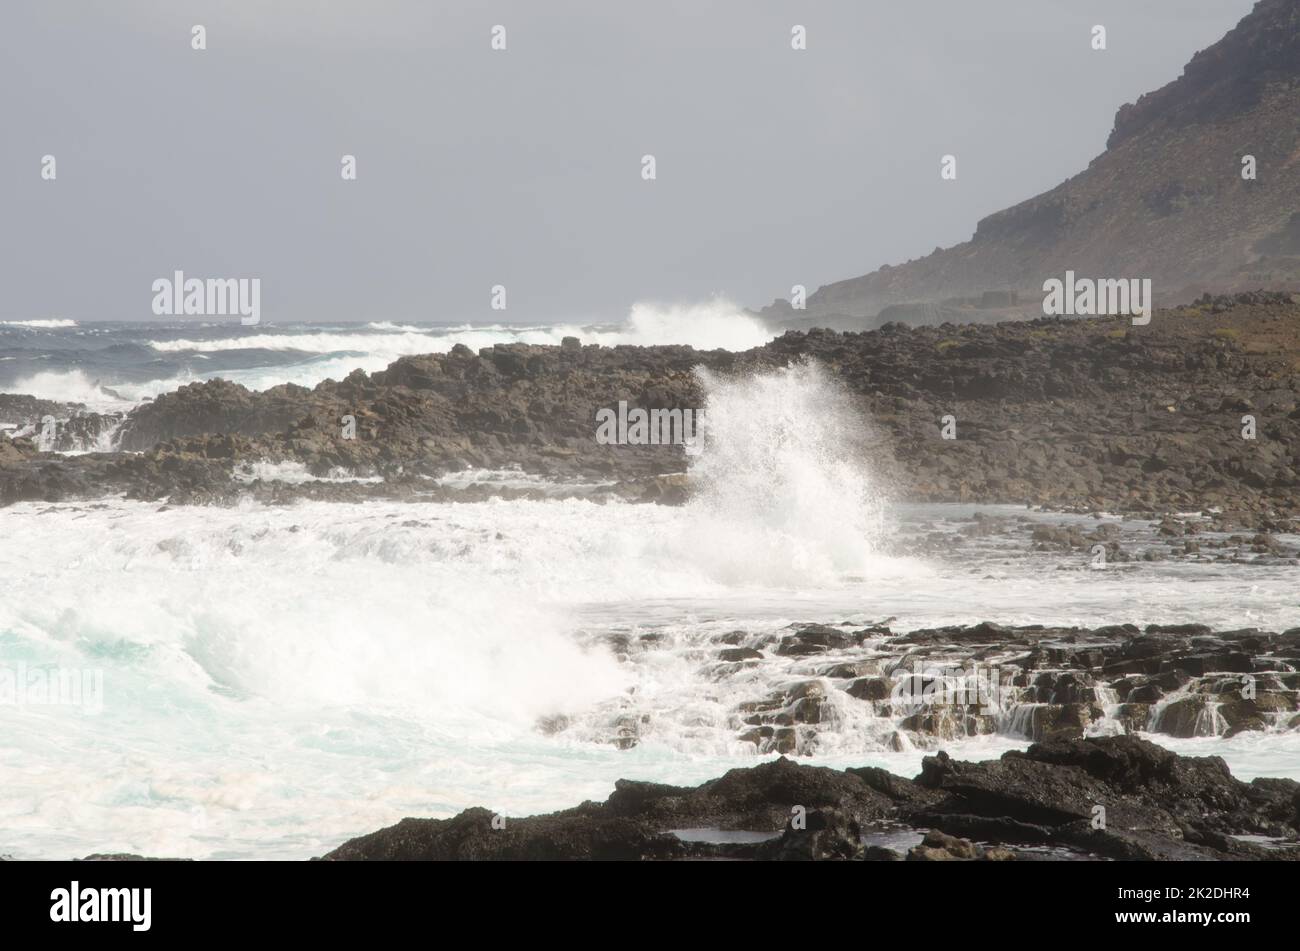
4;494;1300;858
141;300;769;356
676;360;893;586
614;299;771;351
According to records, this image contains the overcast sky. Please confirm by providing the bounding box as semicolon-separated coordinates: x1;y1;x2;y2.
0;0;1255;323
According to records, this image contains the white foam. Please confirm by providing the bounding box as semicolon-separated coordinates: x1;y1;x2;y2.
434;467;616;490
10;301;775;410
365;321;430;332
146;300;769;358
0;319;78;328
232;461;382;484
589;299;772;351
146;330;446;355
2;489;1298;859
5;369;137;414
2;363;1296;859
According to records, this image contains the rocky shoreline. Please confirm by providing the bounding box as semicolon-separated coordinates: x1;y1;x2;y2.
10;617;1297;863
309;615;1300;861
681;619;1300;757
16;733;1294;862
317;734;1300;861
1;291;1298;527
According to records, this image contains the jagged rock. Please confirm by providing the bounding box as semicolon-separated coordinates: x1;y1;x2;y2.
321;737;1300;861
764;808;864;861
320;806;682;861
846;677;892;701
776;625;864;656
1153;696;1218;738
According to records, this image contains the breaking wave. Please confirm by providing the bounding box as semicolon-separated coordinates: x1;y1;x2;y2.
1;301;774;410
0;318;78;328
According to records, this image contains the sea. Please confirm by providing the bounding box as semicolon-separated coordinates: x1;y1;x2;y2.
1;305;1297;859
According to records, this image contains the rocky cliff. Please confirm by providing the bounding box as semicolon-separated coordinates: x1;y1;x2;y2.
763;0;1300;328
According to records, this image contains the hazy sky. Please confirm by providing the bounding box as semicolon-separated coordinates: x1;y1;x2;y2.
0;0;1255;323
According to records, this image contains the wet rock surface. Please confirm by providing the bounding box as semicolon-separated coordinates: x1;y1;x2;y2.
319;735;1300;861
695;619;1300;756
552;614;1298;760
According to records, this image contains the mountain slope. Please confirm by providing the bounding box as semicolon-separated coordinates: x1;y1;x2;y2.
764;0;1300;328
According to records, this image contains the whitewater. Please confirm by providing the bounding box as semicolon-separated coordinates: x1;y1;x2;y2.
1;315;1298;859
0;300;773;416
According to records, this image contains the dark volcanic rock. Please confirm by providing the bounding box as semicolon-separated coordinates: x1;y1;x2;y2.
913;735;1300;859
680;619;1300;761
320;736;1300;862
321;806;685;861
